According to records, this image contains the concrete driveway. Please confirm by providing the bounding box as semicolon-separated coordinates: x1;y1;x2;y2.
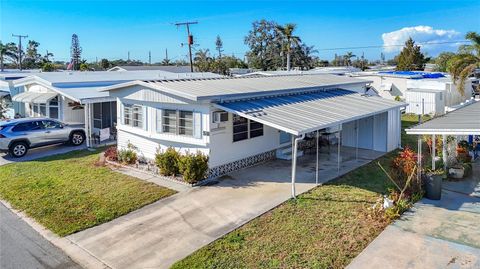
0;144;86;166
68;147;383;269
347;162;480;269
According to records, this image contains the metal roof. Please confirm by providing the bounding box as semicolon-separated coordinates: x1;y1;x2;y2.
108;65;192;73
12;92;57;104
215;89;406;135
13;71;223;87
406;100;480;135
108;74;371;101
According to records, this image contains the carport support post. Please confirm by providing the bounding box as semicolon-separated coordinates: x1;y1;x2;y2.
355;120;359;160
432;134;436;170
291;136;297;199
337;131;341;174
316;130;319;185
85;103;92;148
442;134;447;168
417;135;422;180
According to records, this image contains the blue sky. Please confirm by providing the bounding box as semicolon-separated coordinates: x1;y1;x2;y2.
1;0;479;63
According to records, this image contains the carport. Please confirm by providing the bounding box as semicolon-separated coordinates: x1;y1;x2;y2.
406;100;480;170
215;89;406;198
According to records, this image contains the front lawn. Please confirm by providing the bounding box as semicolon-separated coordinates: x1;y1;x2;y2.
0;150;176;236
172;116;425;269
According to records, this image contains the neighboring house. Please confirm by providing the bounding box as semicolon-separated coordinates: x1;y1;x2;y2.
237;67;360;77
11;71;223;146
351;71;476;115
103;74;405;179
0;70;42;116
108;65;193;73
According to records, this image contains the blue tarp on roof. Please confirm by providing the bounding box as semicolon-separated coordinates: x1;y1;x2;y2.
378;71;445;79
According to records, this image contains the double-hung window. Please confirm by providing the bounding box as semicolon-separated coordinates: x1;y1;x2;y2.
48;97;59;119
161;109;194;137
123;104;143;128
233;115;263;142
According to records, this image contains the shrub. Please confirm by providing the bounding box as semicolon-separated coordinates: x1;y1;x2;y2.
117;148;137;164
104;146;118;161
394;95;402;102
390;147;422;198
178;152;209;184
155;147;181;176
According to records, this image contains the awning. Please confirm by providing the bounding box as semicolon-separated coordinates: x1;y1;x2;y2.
12;92;57;104
214;89;406;135
406;101;480;135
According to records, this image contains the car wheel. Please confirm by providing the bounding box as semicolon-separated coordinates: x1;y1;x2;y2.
9;142;29;158
70;131;85;146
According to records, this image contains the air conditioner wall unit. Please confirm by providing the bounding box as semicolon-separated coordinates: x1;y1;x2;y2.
212;111;229;123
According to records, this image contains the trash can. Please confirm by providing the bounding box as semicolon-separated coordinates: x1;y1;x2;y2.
425;174;442;200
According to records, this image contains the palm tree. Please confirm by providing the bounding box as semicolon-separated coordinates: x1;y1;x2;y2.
343;52;356;66
194;49;212;72
448;31;480;95
0;41;18;71
275;23;301;71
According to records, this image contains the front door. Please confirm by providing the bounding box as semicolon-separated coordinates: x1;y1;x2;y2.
279;131;291;145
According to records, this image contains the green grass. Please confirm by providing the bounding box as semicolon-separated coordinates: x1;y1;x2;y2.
173;116;429;269
0;150;176;236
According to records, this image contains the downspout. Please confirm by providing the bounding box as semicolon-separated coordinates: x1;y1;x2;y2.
291;133;305;199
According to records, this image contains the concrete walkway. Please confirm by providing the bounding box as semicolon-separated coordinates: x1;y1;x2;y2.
347;162;480;269
0;144;86;166
68;147;383;269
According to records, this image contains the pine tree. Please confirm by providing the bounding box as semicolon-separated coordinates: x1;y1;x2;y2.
396;37;427;71
70;34;82;70
215;35;223;58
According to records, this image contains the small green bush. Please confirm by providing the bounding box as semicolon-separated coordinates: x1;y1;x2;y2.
155;147;181;176
178;152;209;184
117;148;137;164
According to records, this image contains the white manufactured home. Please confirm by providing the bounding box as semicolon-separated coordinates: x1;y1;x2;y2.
10;71;223;146
104;74;406;184
352;71;475;115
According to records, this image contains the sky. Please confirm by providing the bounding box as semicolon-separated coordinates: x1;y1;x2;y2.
1;0;479;63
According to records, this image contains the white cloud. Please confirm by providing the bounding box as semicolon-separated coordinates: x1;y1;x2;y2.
382;26;461;54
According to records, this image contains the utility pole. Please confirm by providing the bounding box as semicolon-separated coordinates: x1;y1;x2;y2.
12;34;28;71
127;51;130;61
148;51;151;65
175;21;198;72
165;48;169;63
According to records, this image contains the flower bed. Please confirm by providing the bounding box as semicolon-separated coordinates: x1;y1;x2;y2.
104;146;212;187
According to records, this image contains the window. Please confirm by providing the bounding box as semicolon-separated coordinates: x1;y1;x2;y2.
39;104;46;117
123;104;143;128
162;109;177;134
233;115;263;142
250;121;264;138
233;115;249;142
161;109;194;137
42;120;62;129
94;102;116;129
12;121;43;132
48;97;59;119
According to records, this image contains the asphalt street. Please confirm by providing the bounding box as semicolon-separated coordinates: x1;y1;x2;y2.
0;203;81;269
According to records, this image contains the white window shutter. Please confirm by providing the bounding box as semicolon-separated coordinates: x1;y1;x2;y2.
143;106;148;131
156;109;162;133
193;111;202;139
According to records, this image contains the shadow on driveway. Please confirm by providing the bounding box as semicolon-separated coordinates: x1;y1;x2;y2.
0;144;87;166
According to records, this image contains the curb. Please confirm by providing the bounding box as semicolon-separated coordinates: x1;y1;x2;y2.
0;199;112;269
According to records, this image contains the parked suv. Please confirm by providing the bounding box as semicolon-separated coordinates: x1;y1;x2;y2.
0;118;86;158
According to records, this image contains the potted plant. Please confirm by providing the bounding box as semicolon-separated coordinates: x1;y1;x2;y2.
424;169;444;200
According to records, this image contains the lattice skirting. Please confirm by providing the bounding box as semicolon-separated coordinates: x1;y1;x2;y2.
207;150;277;179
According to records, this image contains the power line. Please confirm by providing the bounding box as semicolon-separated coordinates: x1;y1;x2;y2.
316;40;470;51
12;33;28;71
174;21;198;72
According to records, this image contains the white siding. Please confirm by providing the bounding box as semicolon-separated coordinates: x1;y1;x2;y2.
387;108;401;151
373;112;387;152
405;91;444;115
116;97;210;161
208;108;280;167
62;96;85;124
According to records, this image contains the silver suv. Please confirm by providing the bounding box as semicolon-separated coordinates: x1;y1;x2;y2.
0;118;86;158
